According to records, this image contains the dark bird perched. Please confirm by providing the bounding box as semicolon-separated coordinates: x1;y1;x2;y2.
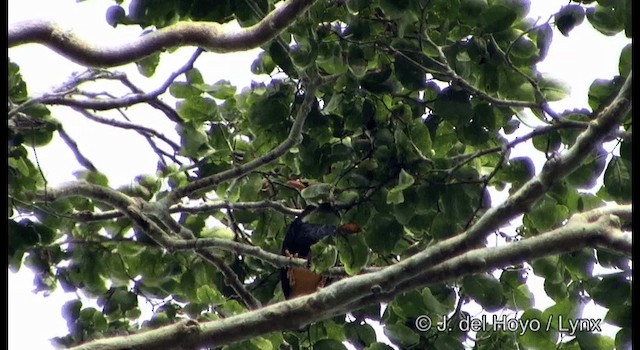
280;205;360;299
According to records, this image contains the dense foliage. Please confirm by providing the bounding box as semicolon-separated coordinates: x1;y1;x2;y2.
8;0;631;349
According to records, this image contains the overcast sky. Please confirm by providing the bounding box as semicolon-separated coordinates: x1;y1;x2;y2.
8;1;630;349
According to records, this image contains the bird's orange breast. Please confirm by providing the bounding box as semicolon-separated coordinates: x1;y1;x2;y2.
286;266;327;299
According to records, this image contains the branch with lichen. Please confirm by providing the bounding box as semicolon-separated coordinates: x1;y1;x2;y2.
8;0;318;68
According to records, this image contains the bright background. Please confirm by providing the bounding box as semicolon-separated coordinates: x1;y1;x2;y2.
8;1;630;349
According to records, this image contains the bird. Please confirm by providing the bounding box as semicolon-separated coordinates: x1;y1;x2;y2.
280;204;360;299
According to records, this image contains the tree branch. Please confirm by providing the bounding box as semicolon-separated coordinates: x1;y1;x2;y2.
8;0;318;67
56;126;99;172
13;49;203;113
342;204;632;310
67;200;302;222
68;205;631;350
72;107;181;152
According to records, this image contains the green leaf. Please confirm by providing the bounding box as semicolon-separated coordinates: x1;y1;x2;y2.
390;290;428;319
394;52;426;90
310;239;338;274
364;215;402;254
538;75;570;101
76;170;110;187
434;87;473;126
518;309;557;349
461;274;505;312
615;328;632;350
313;339;348;350
590;274;630;308
596;249;630;271
300;183;333;203
200;226;234;239
566;146;607;189
195;80;237;100
422;287;451;315
177;97;219;122
587;78;621;111
531;256;563;283
543;299;580;331
602;156;631;202
430;212;460;239
347;45;369;78
379;0;411;19
586;5;625;36
170;82;200;99
346;0;372;13
604;305;632;328
408;120;433;157
532;129;561;153
251;51;276;75
525;196;568;231
575;333;615;350
383;324;419;347
336;233;369;275
345;322;377;348
268;41;297;77
8;60;28;103
618;44;631;77
460;0;489;24
177;123;210;157
136;52;160;77
365;343;395;350
386;169;415;204
480;5;518;33
555;5;585;36
196;285;225;305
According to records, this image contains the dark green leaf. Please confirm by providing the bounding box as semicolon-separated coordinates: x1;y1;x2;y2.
586;5;625;36
480;5;518;33
336;233;369;275
383;324;419;347
136;52;160;77
602;156;631;202
555;5;585;36
364;215;402;254
461;274;505;312
590;274;630;308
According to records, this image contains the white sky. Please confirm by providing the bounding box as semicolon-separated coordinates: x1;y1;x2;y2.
8;0;630;349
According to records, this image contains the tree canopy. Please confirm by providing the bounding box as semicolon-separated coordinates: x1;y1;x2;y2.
8;0;632;349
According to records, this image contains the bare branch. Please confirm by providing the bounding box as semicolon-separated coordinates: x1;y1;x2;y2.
72;108;181;152
57;126;99;172
9;0;318;67
22;49;203;112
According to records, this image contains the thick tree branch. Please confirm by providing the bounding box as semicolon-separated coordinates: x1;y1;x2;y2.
69;204;631;350
8;0;317;67
343;204;632;309
69;200;301;222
